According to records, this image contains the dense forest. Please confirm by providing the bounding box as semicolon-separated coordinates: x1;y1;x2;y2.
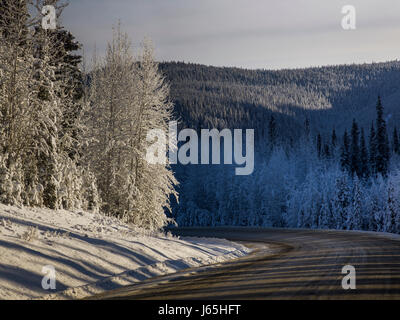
160;61;400;138
163;62;400;234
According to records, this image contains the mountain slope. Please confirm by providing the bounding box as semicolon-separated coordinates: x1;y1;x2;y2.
160;60;400;138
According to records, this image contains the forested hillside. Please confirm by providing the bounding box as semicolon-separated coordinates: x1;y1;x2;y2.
164;61;400;234
160;61;400;140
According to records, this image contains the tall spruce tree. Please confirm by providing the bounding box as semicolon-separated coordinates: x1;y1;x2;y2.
323;144;331;159
350;119;361;177
268;114;277;147
393;127;400;155
316;133;322;158
347;176;362;230
340;130;350;172
375;96;389;176
331;128;337;147
329;128;337;158
369;122;377;176
360;128;369;179
304;118;310;137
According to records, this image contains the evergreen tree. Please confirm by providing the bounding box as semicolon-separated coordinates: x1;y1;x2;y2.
385;176;399;234
393;127;400;155
0;0;31;205
316;133;322;158
330;128;338;157
350;119;361;177
0;1;97;210
334;173;351;229
268;114;277;147
331;128;337;148
323;144;331;159
319;195;333;229
369;122;377;176
340;130;350;172
360;128;369;179
31;2;93;210
375;96;389;176
304;118;310;138
52;29;85;161
347;176;362;230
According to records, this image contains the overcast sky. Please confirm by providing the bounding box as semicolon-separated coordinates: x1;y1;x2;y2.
62;0;400;70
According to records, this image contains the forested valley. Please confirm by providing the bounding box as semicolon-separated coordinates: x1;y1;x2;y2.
162;61;400;233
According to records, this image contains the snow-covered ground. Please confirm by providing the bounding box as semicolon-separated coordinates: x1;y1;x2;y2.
0;204;250;300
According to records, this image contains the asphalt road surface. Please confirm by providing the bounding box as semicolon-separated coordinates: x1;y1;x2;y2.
92;228;400;300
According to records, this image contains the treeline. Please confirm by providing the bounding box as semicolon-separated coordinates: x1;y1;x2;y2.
0;1;176;230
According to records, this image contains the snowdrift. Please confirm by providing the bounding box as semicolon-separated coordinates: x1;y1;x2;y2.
0;204;249;300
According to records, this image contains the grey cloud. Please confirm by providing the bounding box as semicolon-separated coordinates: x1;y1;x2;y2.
62;0;400;69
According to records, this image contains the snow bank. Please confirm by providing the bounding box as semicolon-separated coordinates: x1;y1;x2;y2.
0;204;250;300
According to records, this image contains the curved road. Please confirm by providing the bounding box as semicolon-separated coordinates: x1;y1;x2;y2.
93;228;400;300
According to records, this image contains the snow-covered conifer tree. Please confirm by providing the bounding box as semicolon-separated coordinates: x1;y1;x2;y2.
347;176;362;230
333;172;351;229
0;0;96;210
385;172;400;234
